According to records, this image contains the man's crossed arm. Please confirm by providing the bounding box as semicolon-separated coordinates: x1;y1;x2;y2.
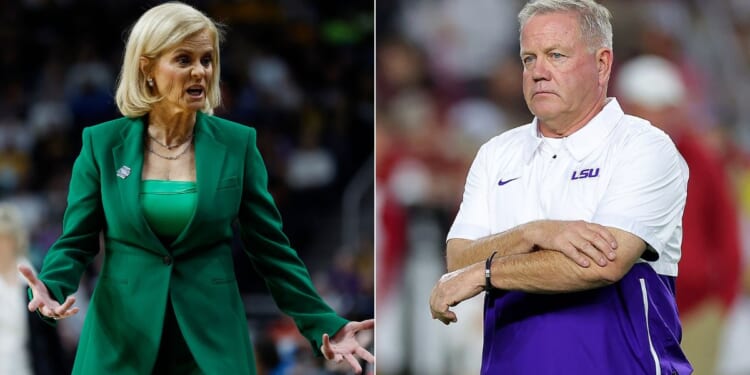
430;220;647;324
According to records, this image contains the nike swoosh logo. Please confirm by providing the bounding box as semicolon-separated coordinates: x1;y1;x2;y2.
497;177;520;186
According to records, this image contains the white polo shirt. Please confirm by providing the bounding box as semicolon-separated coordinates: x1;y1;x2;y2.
447;98;688;276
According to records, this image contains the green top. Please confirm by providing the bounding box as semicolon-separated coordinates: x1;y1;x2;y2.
140;180;197;243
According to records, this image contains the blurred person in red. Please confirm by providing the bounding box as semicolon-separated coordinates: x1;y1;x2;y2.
635;1;716;132
616;55;742;375
717;159;750;375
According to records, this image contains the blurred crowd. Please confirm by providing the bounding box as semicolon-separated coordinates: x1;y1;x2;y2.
376;0;750;374
0;1;373;374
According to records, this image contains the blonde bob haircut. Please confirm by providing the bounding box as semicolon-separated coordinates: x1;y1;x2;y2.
0;203;29;258
115;2;224;117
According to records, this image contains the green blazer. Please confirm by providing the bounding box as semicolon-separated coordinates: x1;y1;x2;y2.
37;112;349;374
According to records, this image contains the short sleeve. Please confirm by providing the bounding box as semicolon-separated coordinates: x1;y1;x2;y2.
447;144;492;241
592;131;688;276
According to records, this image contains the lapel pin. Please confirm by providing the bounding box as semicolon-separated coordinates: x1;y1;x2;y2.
116;165;131;179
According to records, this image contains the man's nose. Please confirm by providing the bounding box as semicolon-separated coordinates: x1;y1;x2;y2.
530;59;550;81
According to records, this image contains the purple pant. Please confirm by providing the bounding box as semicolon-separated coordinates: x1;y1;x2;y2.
481;264;692;374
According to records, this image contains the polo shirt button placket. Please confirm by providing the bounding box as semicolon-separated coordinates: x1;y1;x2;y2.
163;256;172;266
539;150;557;215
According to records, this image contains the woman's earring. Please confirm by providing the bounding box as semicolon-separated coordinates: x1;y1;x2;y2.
147;78;154;87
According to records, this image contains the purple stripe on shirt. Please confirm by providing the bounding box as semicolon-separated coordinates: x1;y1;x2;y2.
481;263;692;374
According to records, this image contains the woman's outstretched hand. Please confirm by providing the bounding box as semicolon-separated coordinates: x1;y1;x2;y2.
17;264;79;320
320;319;375;374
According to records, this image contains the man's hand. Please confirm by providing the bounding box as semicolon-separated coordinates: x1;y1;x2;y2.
18;264;79;321
524;220;618;267
429;263;484;325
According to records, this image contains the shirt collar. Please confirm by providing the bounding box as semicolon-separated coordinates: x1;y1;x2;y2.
523;98;624;163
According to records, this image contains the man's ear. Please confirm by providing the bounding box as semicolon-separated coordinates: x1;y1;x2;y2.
596;48;613;85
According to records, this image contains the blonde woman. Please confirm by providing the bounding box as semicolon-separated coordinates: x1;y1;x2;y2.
18;2;373;374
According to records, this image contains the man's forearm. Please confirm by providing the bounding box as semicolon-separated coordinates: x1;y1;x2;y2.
447;226;534;272
489;249;622;293
432;227;642;325
448;220;620;273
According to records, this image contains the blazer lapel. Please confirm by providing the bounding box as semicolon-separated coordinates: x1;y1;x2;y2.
171;112;227;250
112;117;169;255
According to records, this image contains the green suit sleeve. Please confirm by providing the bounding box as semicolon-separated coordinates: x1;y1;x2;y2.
37;127;103;307
237;128;348;355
